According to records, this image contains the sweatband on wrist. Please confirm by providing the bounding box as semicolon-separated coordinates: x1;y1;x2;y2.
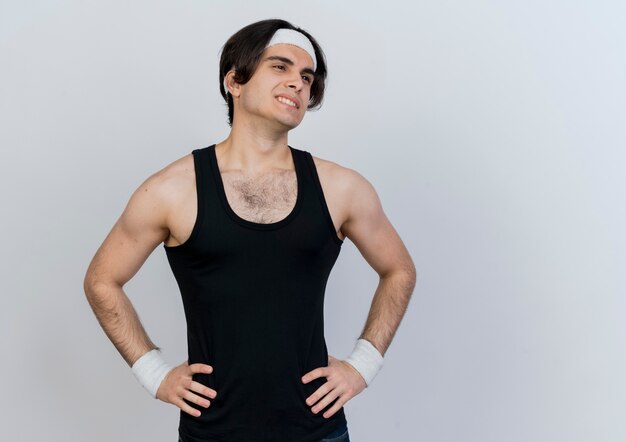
131;349;173;399
344;339;384;387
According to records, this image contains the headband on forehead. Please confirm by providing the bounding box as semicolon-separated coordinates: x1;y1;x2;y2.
265;28;317;71
223;28;317;95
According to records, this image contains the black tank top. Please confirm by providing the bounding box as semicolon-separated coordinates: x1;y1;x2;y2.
163;144;347;442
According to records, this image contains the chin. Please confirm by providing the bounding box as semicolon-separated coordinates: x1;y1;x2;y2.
277;117;303;130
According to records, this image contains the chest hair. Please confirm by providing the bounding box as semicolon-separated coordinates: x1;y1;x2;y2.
221;170;297;224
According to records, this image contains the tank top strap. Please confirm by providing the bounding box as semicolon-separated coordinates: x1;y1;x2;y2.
191;145;221;213
299;148;344;247
188;144;225;238
288;145;314;198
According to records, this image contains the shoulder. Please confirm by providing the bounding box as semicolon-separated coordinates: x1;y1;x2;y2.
156;151;196;192
309;152;378;202
128;152;195;221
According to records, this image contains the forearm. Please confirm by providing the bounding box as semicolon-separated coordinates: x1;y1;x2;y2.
358;270;416;356
84;281;159;367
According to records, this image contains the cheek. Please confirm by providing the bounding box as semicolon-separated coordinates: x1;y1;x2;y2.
240;93;266;111
304;89;312;105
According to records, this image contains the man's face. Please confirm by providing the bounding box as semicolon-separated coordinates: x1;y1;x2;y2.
232;43;315;130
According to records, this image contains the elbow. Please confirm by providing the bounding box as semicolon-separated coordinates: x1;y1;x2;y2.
83;272;114;300
405;258;418;286
401;267;417;290
400;258;416;278
83;276;101;302
83;272;93;297
380;266;417;286
83;269;100;298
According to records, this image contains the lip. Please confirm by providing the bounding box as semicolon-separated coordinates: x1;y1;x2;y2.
275;94;301;109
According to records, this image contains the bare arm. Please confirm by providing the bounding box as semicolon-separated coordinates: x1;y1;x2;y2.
83;161;218;416
300;167;417;419
340;168;417;357
83;171;172;367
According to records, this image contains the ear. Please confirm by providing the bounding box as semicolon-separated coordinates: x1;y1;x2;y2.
225;70;241;97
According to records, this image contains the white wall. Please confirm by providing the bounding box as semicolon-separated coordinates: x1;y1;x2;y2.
1;1;624;441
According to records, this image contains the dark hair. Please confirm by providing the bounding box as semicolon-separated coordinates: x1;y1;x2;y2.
218;19;328;127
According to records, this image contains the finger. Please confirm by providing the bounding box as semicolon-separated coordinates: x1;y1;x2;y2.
311;389;340;415
176;398;202;417
302;367;326;384
183;389;211;409
189;363;213;374
189;380;217;399
322;394;349;419
306;382;332;406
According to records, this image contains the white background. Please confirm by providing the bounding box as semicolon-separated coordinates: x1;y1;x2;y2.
1;1;624;441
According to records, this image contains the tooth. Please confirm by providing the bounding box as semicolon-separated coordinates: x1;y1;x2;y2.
278;97;296;107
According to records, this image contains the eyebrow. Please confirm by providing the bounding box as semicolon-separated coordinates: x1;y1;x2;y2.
263;55;316;77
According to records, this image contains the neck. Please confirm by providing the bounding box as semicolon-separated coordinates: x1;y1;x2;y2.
216;120;293;175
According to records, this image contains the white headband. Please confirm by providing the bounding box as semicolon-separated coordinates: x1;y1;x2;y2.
224;28;317;95
266;28;317;71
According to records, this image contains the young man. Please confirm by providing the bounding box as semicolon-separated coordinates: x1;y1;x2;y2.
83;19;416;442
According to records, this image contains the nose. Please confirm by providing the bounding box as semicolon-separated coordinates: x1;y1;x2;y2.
286;74;305;91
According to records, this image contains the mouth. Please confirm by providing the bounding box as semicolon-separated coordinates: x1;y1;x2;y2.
276;95;300;109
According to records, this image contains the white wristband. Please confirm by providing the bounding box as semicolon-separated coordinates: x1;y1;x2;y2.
344;339;384;387
131;349;174;399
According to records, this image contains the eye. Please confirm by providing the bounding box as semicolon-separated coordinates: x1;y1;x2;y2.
273;65;313;84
